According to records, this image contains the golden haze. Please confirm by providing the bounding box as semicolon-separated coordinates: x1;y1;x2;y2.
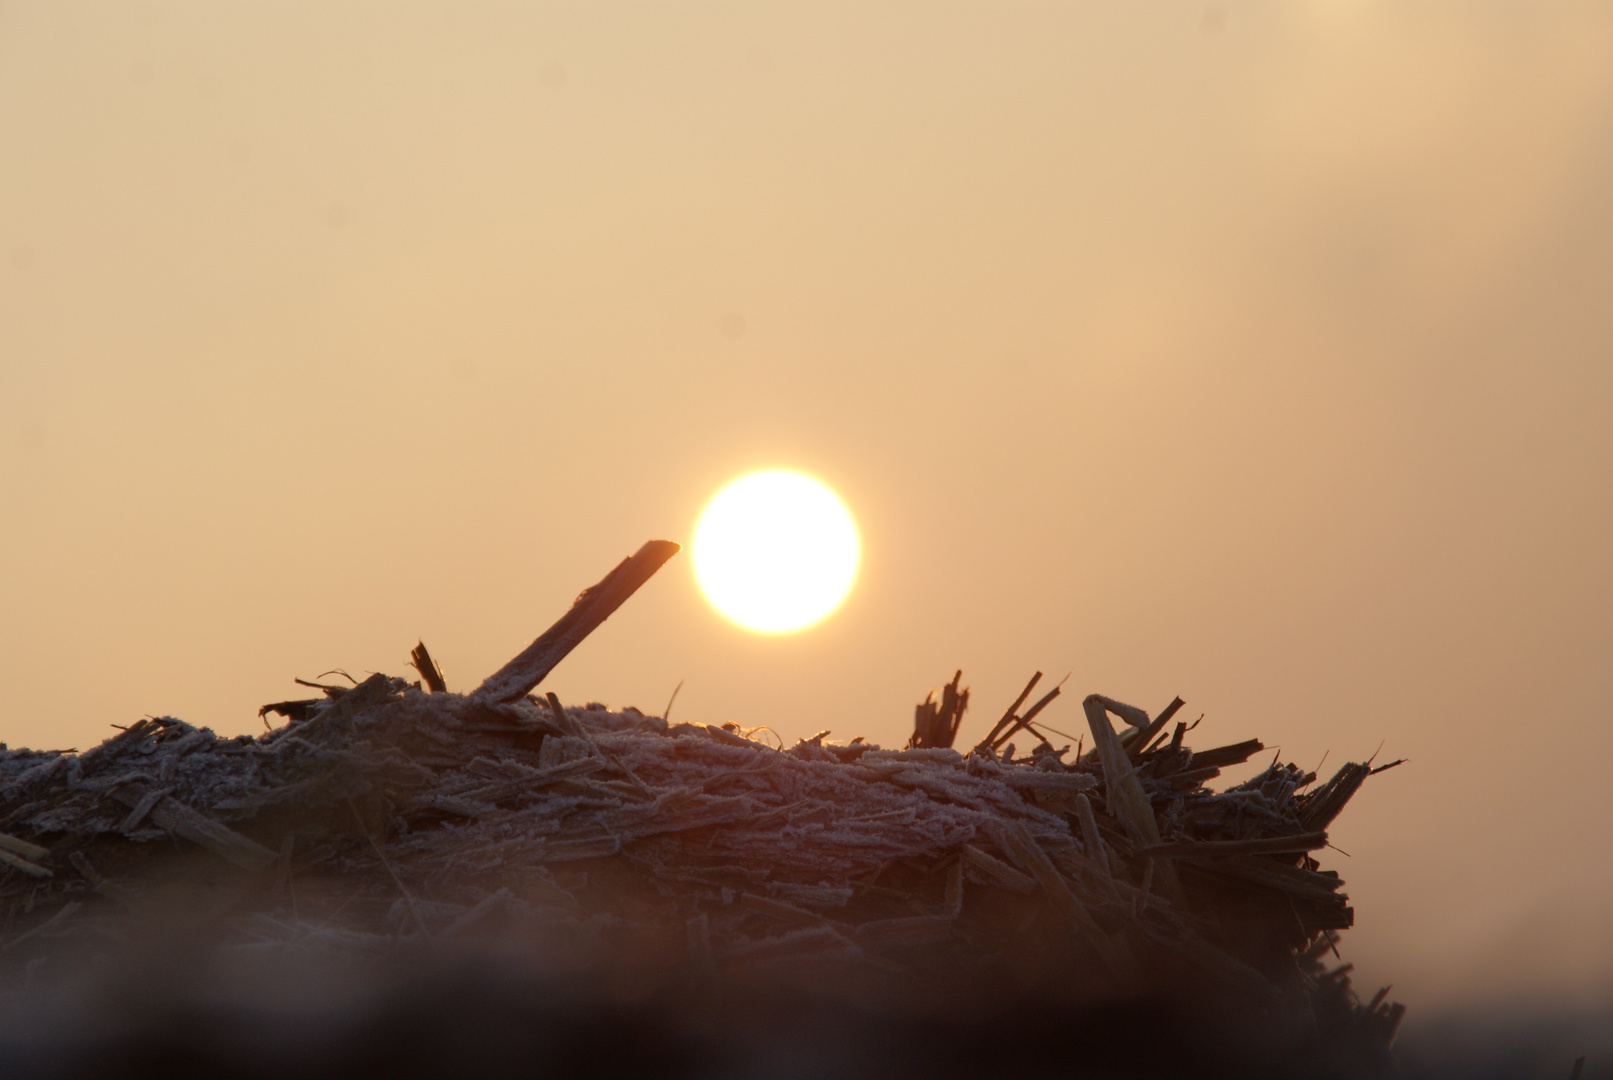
1;1;1610;1019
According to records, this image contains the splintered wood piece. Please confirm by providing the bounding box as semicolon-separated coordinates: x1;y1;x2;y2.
294;672;401;734
1073;793;1111;876
991;685;1062;751
1167;720;1189;753
293;677;354;697
994;821;1138;989
117;784;168;834
1298;905;1355;933
1189;739;1266;769
909;671;970;749
1124;697;1185;762
975;671;1042;752
257;699;323;724
960;843;1036;893
0;848;51;879
1299;930;1342;965
111;785;278;871
1083;694;1183;900
541;690;650;798
409;641;448;693
998;771;1098;793
1168;765;1222;791
473;540;681;704
74;719;154;769
1205;855;1346;901
942;673;970;745
1384;1003;1407;1041
535;834;622;862
705;724;761;748
911;691;937;749
1082;695;1165;851
1301;762;1372;830
1138;831;1328;859
459;756;605;803
0;832;49;863
546;691;572;731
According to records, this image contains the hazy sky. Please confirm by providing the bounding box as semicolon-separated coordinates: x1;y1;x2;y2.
2;1;1610;1016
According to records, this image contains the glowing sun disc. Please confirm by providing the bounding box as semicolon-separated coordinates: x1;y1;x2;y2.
693;471;860;634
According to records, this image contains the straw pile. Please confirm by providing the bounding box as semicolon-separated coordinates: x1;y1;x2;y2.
0;541;1406;1077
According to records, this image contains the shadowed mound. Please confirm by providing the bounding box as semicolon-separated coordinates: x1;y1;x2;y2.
0;669;1401;1078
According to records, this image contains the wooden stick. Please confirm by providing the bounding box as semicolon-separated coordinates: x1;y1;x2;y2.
1210;856;1346;901
550;691;655;796
0;832;50;863
546;691;571;731
473;540;681;704
409;641;448;693
110;785;277;871
975;672;1041;752
1168;765;1222;790
1082;694;1183;901
1188;738;1266;770
940;670;968;747
1073;793;1111;876
1077;695;1149;766
909;692;937;750
1124;696;1185;762
116;784;168;834
960;843;1036;893
1300;762;1372;831
1167;720;1189;753
0;848;50;879
991;685;1061;751
1082;695;1164;849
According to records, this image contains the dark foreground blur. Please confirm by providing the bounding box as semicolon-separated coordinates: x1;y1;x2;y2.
0;902;1603;1080
0;958;1379;1080
0;941;1596;1080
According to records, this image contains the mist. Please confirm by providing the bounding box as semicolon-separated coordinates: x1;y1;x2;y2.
2;0;1610;1058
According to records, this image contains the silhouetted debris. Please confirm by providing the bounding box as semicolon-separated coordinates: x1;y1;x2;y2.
0;539;1405;1075
408;641;448;694
908;670;968;749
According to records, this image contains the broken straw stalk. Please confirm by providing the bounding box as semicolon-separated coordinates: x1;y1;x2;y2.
0;538;1405;1055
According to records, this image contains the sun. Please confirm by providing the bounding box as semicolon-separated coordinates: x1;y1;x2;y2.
692;471;860;634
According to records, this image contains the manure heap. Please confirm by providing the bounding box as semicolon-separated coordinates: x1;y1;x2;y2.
0;542;1406;1078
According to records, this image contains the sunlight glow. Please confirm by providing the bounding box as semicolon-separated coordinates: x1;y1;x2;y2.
692;471;860;634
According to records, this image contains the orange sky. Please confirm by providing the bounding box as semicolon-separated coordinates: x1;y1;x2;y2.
2;1;1610;1015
